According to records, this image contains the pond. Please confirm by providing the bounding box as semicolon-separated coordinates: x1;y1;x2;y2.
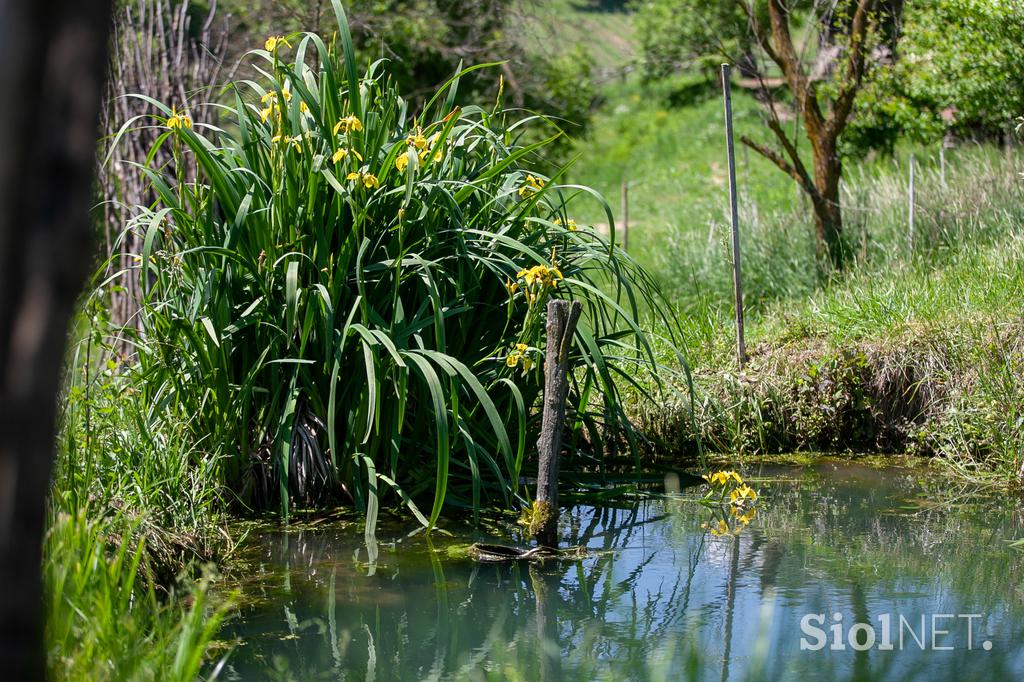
217;461;1024;680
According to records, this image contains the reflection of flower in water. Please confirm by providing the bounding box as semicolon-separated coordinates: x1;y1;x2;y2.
730;485;757;505
699;470;760;536
704;519;729;536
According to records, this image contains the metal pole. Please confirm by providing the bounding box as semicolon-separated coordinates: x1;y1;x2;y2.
721;64;746;367
620;180;629;253
939;143;946;190
908;153;915;252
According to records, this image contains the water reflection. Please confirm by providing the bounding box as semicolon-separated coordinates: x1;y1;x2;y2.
219;462;1024;680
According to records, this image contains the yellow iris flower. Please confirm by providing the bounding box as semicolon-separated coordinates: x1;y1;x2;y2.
334;115;363;135
517;174;546;198
406;132;428;150
166;106;192;130
503;344;534;372
702;470;743;487
346;171;379;189
265;35;291;52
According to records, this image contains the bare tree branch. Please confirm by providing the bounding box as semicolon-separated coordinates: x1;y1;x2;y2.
740;135;815;195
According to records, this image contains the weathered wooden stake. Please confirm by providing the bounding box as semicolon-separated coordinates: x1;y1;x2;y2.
908;153;916;251
721;64;746;367
535;299;582;548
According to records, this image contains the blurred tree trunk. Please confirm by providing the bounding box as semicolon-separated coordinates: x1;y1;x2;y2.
0;0;112;678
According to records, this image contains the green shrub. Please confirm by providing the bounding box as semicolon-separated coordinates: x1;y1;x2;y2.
845;0;1024;153
115;2;674;525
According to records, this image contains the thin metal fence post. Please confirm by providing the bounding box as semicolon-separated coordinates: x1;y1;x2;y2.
620;180;629;253
908;153;915;252
721;64;746;367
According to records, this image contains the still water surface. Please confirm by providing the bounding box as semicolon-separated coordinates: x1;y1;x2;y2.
219;461;1024;680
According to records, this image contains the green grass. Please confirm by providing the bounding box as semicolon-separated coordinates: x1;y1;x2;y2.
755;151;1024;343
611;126;1024;477
566;74;811;324
45;315;229;679
44;509;225;681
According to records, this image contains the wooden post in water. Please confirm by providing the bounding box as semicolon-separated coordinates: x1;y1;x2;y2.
535;299;582;548
721;64;746;367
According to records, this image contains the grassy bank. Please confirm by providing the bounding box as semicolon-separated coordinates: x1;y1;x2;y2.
625;144;1024;479
555;55;1024;481
44;328;229;679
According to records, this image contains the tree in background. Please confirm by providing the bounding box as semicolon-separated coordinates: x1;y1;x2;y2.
733;0;885;270
845;0;1024;154
634;0;896;270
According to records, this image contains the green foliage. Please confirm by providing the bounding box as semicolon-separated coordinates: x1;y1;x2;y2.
116;4;673;524
632;0;751;79
46;317;229;680
44;509;225;681
523;46;598;145
846;0;1024;153
216;0;597;138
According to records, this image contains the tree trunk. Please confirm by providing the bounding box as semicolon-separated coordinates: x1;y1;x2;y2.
0;1;113;678
810;138;846;270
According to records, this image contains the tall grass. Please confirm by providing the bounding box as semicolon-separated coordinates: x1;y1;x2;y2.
112;2;676;524
653;146;1024;333
45;312;229;679
44;509;225;681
